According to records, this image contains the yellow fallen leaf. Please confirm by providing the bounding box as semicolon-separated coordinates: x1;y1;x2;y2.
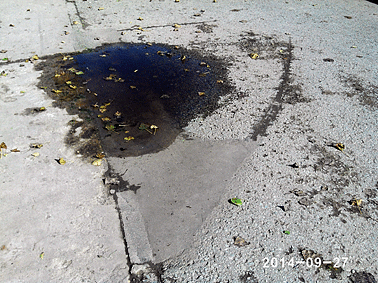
217;80;224;84
69;85;77;89
58;158;66;165
150;125;158;135
52;89;62;94
96;153;105;159
40;252;44;259
101;117;111;122
352;199;362;206
198;92;205;96
92;159;102;166
32;55;39;60
137;17;143;20
130;85;137;89
334;143;345;151
250;53;259;59
99;108;107;113
173;24;181;28
98;7;104;10
73;21;79;25
66;81;72;85
11;148;20;152
31;152;40;157
124;136;135;141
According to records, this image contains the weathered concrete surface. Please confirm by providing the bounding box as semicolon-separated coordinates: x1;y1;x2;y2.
1;0;377;282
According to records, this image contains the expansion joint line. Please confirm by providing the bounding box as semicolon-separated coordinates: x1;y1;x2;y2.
111;191;137;280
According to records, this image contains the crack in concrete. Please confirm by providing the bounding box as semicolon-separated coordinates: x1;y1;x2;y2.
116;20;217;32
249;38;293;141
66;0;89;29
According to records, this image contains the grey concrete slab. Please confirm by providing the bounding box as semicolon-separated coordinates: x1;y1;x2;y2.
1;0;378;282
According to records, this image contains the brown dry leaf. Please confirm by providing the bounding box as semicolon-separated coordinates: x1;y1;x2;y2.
301;249;322;261
30;143;43;148
0;142;7;149
11;148;20;152
233;236;250;247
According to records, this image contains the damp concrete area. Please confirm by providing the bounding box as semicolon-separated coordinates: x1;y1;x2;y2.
37;42;253;264
38;43;232;158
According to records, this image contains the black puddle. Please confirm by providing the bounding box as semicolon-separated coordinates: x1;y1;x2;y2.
38;43;232;157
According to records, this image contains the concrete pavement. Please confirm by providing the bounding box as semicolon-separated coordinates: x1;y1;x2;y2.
1;0;377;282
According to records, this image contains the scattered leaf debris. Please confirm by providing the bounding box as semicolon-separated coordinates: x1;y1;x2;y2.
233;236;250;247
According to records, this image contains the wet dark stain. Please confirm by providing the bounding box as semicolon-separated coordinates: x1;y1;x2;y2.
37;43;233;158
21;107;47;116
105;166;141;194
239;271;259;283
239;32;309;141
196;23;217;33
348;271;377;283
